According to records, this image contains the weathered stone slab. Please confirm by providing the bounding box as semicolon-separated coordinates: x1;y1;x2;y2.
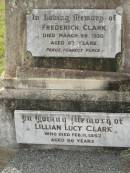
27;9;122;58
15;111;130;147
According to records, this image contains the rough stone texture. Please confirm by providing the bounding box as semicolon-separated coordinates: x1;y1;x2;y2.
1;149;130;173
0;101;17;148
5;0;130;77
1;78;122;90
16;67;130;79
0;147;15;172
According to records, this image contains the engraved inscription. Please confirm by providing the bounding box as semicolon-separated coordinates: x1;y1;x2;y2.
15;111;130;147
27;9;122;58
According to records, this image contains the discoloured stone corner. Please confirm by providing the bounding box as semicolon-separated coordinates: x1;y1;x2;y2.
0;101;17;148
0;147;16;172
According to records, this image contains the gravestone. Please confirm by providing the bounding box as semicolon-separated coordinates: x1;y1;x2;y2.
1;0;130;149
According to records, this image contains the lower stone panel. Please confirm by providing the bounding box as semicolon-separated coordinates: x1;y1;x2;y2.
0;88;130;149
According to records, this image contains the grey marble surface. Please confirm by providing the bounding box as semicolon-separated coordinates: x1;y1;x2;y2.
15;110;130;147
27;9;121;58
